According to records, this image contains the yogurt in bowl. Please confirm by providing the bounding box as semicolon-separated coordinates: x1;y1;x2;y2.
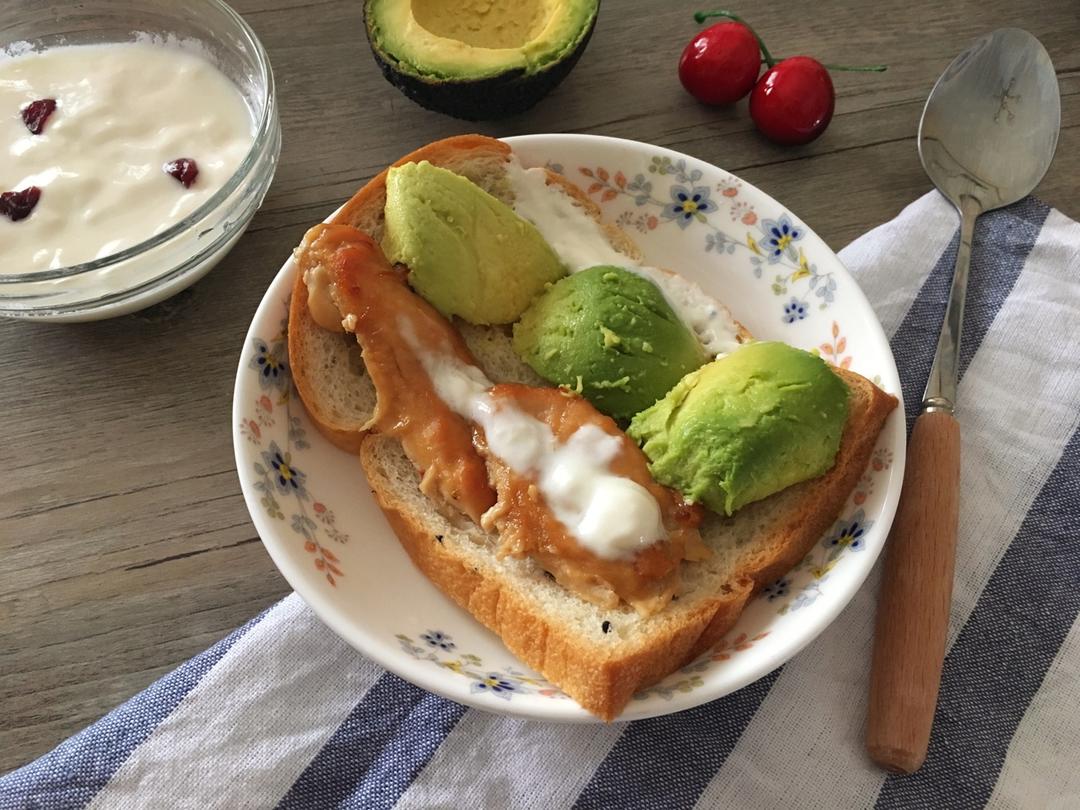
0;0;280;321
1;42;255;272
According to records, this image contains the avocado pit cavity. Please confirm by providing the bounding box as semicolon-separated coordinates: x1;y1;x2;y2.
410;0;551;49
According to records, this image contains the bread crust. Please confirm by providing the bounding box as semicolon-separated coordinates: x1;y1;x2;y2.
362;436;756;721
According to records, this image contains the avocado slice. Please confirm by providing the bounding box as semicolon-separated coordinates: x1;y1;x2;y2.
628;342;850;516
383;160;566;324
364;0;600;120
513;266;709;420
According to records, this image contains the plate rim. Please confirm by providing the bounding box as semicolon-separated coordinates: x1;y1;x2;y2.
232;132;906;722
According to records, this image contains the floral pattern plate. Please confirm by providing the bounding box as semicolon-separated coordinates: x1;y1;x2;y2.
232;134;905;722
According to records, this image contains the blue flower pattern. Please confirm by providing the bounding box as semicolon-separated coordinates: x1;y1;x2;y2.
261;441;306;496
471;674;517;699
824;513;869;553
663;185;715;228
783;297;809;324
249;338;288;390
422;630;456;651
773;511;877;615
396;632;566;702
759;214;804;263
587;155;836;308
763;578;790;601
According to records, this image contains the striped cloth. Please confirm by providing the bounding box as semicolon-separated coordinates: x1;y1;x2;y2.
4;191;1079;810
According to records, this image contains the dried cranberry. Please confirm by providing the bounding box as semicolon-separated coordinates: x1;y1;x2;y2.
163;158;199;189
21;98;57;135
0;186;42;222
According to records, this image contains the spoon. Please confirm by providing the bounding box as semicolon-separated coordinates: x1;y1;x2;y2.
866;28;1060;774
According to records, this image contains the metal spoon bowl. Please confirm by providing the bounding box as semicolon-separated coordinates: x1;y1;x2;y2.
919;28;1060;213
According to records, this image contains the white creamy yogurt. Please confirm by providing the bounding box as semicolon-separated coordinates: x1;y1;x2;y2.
504;157;629;271
631;266;742;357
401;321;667;560
505;156;743;357
0;42;254;272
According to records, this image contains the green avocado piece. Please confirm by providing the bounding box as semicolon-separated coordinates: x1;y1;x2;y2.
512;265;708;421
628;342;850;516
364;0;599;120
383;161;566;325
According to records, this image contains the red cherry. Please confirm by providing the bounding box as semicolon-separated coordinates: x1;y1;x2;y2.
749;56;835;145
679;22;761;105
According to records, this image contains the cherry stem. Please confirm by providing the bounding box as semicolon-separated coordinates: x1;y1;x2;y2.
759;58;888;72
694;10;776;68
824;63;888;72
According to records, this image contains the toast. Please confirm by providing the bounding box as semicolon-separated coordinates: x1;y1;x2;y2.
288;135;749;454
289;136;516;453
360;367;893;720
287;135;898;719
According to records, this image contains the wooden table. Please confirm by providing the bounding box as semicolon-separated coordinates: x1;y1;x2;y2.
2;0;1077;774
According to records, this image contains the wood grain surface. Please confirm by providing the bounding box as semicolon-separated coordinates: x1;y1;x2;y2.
2;0;1078;774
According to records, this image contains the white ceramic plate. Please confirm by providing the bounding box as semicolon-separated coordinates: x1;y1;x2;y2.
232;134;905;722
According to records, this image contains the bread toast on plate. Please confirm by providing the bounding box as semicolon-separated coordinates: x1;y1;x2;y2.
287;135;897;719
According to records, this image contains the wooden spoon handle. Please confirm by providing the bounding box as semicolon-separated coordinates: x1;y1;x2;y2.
867;409;960;773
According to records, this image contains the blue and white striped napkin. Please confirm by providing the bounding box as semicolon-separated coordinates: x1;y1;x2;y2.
4;191;1079;809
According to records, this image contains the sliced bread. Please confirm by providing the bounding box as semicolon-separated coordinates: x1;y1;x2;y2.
359;367;895;719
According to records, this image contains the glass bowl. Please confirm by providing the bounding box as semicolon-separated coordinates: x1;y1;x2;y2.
0;0;280;321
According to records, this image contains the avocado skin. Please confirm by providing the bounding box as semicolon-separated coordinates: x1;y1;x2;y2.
363;3;598;121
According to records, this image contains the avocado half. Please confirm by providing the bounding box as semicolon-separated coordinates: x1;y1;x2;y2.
364;0;600;120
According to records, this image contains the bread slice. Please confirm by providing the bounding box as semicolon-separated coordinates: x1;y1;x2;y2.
360;368;895;720
289;136;513;452
288;134;748;453
287;134;899;718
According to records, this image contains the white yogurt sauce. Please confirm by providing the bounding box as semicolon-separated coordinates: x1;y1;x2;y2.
401;321;667;560
505;156;743;357
0;42;254;272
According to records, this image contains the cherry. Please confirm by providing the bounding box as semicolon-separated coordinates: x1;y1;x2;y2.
163;158;199;188
679;20;761;105
750;57;835;146
21;98;57;135
684;10;886;145
0;186;42;222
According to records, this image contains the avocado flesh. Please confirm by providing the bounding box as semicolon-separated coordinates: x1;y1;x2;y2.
364;0;599;120
411;0;549;50
383;161;566;325
628;342;850;516
513;266;709;421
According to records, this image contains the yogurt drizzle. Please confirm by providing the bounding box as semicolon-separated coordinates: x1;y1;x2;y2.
401;320;668;561
505;156;743;357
